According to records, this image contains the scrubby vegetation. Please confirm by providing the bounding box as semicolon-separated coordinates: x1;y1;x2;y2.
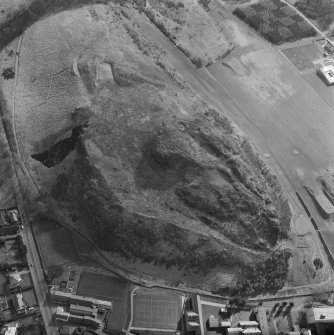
233;0;317;45
1;67;15;79
237;249;292;296
295;0;334;31
313;257;324;270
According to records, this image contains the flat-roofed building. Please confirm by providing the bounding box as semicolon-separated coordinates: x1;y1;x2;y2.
55;307;70;322
242;328;262;335
50;287;112;311
1;323;18;335
238;321;259;328
314;193;334;218
228;328;243;335
93;299;112;310
317;65;334;86
51;289;71;305
307;306;334;324
7;273;22;291
69;304;97;317
13;293;25;312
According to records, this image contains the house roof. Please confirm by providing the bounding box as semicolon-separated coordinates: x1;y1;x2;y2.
318;65;334;85
9;273;22;285
315;193;334;214
242;328;262;334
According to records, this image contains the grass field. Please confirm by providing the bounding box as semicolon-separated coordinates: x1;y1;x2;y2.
282;43;323;71
132;289;182;330
32;219;79;268
77;271;130;330
234;0;317;45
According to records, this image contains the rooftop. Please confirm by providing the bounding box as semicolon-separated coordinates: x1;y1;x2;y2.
318;65;334;85
309;306;334;321
314;193;334;215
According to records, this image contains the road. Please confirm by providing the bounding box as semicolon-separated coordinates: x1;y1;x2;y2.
280;0;326;39
10;34;57;335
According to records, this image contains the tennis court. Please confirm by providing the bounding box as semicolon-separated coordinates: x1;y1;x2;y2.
133;291;182;330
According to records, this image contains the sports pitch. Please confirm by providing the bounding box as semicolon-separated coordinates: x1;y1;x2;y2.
132;291;182;330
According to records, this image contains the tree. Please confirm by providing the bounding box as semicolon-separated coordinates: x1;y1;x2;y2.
313;258;323;270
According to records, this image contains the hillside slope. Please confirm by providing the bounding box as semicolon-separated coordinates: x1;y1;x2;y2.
0;1;291;293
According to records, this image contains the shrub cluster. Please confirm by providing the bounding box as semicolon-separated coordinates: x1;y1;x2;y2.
237;249;292;296
233;0;317;45
295;0;334;31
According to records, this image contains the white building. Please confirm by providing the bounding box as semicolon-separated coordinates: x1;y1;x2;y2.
317;65;334;86
0;323;18;335
307;306;334;324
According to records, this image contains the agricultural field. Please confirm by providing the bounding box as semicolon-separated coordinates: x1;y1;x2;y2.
32;219;79;269
233;0;317;45
295;0;334;31
281;42;323;72
77;271;130;331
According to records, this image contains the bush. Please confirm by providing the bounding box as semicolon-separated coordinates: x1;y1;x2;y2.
313;258;324;270
237;249;292;296
1;67;15;79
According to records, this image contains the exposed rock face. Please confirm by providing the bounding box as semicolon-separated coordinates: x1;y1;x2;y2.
0;1;290;291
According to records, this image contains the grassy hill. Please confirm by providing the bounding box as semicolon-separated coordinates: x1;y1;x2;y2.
0;0;291;295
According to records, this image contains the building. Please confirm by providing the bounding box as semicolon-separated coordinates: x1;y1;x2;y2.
55;307;70;322
307;306;334;324
7;273;22;291
208;315;220;329
238;321;260;328
184;310;200;332
228;328;244;335
242;328;261;335
12;293;25;313
317;65;334;86
324;41;334;55
0;323;18;335
69;304;97;317
7;211;19;225
50;288;112;310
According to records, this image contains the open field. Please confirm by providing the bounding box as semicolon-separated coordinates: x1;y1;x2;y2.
281;42;323;72
234;0;317;44
77;271;129;300
132;288;183;330
32;219;79;269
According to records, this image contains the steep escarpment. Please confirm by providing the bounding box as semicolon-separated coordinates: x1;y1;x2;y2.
0;2;291;294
